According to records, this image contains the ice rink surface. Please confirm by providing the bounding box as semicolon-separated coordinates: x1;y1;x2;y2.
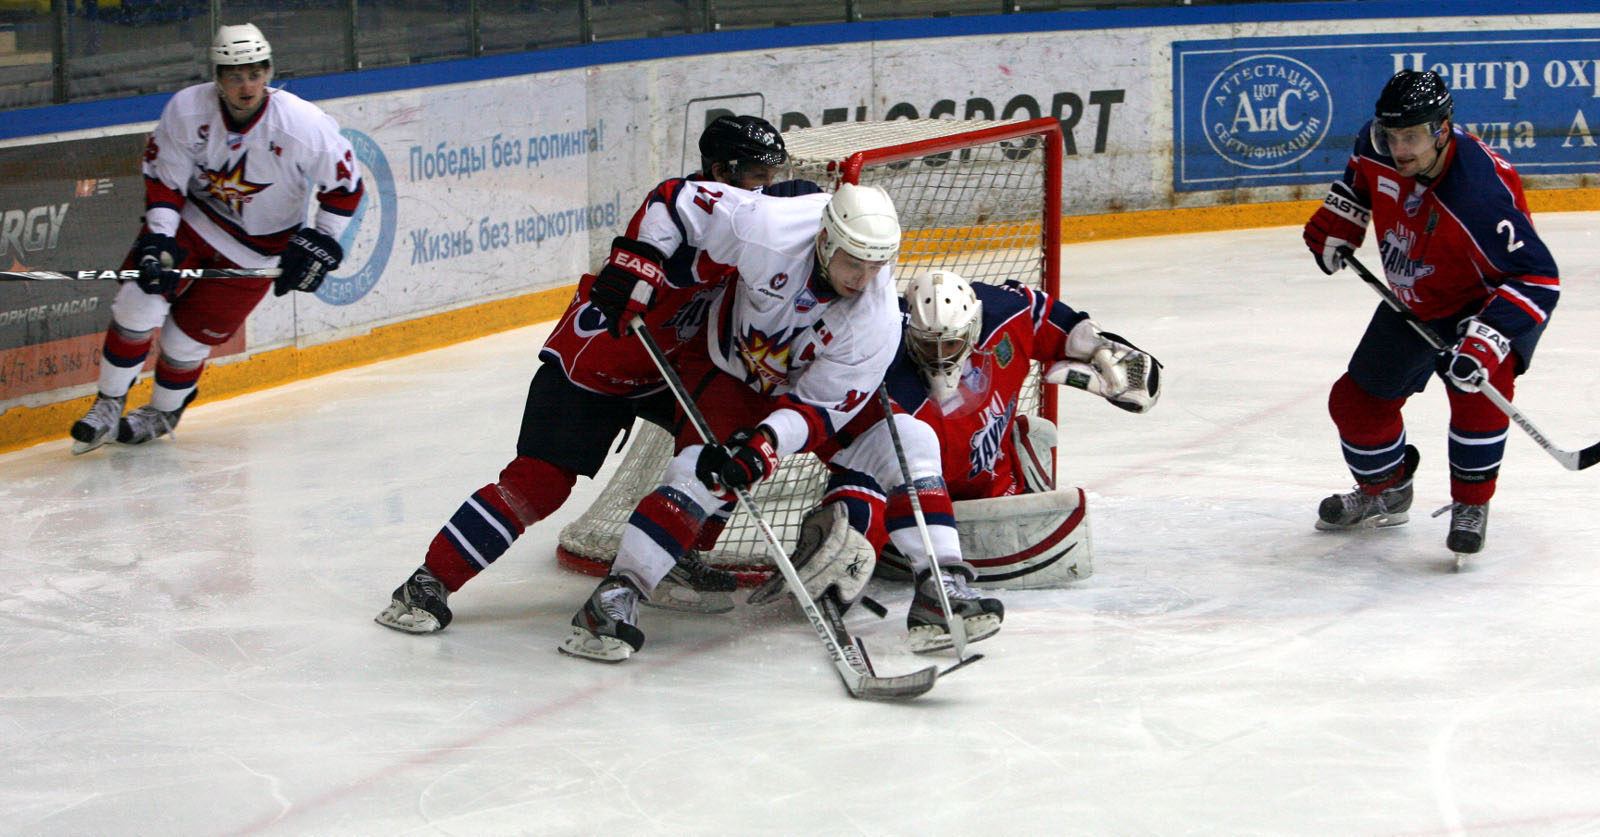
4;216;1600;835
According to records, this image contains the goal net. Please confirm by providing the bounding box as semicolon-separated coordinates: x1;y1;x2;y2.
557;118;1064;584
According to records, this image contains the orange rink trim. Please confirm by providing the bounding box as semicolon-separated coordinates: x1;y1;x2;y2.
4;187;1594;455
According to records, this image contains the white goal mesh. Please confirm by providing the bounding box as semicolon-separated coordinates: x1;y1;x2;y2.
557;118;1063;583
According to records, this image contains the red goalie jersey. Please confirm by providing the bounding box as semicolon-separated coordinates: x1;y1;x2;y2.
881;280;1088;499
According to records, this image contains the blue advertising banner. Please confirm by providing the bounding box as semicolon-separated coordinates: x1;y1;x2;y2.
1173;29;1600;192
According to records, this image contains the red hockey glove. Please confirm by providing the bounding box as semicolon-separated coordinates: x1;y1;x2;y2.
133;232;186;295
1303;180;1370;275
1447;319;1511;393
590;236;666;338
696;427;780;493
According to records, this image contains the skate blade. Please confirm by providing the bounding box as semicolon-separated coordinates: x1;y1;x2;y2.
557;625;633;663
908;614;1003;655
71;438;108;455
641;585;734;614
1314;511;1410;531
374;602;443;634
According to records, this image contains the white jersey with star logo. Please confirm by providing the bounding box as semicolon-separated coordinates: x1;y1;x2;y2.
651;182;900;456
141;82;363;268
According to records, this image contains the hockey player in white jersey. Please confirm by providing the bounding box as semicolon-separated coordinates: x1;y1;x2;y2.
69;23;363;454
560;182;923;662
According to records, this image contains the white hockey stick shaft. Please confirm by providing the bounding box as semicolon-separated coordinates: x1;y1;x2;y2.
875;384;973;660
1341;249;1600;471
0;268;281;282
627;317;937;700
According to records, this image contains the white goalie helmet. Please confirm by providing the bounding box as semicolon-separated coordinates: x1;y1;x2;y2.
212;23;272;68
817;183;901;266
904;270;983;401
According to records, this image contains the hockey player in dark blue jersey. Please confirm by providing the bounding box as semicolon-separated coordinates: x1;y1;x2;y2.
1303;70;1561;558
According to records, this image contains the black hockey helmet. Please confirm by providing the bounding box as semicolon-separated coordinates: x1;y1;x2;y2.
698;115;786;179
1374;70;1453;130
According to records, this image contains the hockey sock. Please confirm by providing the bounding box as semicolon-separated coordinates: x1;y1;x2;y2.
690;503;733;551
1328;373;1409;492
821;469;889;553
885;476;960;568
424;457;577;591
150;355;204;412
97;323;153;398
1445;368;1513;505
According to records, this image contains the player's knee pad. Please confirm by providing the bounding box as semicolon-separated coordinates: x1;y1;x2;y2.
497;455;578;524
955;487;1092;589
1011;415;1058;493
110;280;173;331
156;319;212;365
1329;373;1405;442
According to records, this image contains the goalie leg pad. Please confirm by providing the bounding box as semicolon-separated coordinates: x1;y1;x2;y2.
1012;415;1058;493
955;487;1092;589
747;501;877;606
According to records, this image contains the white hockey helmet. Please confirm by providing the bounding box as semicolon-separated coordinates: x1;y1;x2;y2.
212;23;272;68
904;270;982;401
817;183;900;266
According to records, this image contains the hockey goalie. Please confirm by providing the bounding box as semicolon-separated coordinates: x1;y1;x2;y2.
757;269;1161;601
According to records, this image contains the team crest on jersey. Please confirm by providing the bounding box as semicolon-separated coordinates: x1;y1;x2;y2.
966;391;1016;480
770;271;789;290
794;286;818;313
994;334;1014;368
738;325;801;392
1379;228;1435;287
201;152;269;216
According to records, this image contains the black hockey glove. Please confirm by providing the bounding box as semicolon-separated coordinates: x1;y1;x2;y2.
590;236;665;338
696;427;780;493
133;232;186;295
275;228;342;297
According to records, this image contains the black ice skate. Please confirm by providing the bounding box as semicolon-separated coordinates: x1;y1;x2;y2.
374;565;453;633
1433;501;1489;570
644;550;737;614
116;389;198;445
906;565;1003;654
69;393;127;455
560;575;646;662
1316;445;1419;530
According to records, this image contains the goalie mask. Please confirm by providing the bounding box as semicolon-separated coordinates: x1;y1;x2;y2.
904;270;982;402
211;23;272;69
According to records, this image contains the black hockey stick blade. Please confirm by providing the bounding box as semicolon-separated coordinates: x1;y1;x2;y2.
0;268;281;282
821;592;938;701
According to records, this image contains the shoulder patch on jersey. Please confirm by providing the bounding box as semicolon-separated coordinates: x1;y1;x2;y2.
994;333;1015;368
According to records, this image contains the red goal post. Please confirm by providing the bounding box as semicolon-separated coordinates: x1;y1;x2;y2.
557;117;1064;583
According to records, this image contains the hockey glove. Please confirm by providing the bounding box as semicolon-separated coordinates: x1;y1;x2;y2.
590;236;666;338
133;232;186;295
1303;180;1371;275
1051;324;1162;414
696;427;780;493
1447;318;1511;393
276;228;342;297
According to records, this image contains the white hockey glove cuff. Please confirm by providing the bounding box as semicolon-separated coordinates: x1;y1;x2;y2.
1047;333;1162;414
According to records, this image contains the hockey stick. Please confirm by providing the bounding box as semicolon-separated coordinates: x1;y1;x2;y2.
628;317;939;700
0;268;281;282
1341;248;1600;471
875;384;981;665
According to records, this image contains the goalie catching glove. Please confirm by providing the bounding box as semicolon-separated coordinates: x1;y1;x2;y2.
589;236;666;337
1049;320;1162;413
275;228;342;297
747;501;876;608
695;426;780;494
1303;180;1370;275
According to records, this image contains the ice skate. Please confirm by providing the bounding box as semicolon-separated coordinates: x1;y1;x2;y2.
906;565;1003;654
1316;445;1418;530
1433;502;1489;570
69;393;127;455
560;575;645;662
643;550;736;614
374;565;452;633
116;389;198;445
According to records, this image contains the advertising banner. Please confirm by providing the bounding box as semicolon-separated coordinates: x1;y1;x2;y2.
1173;29;1600;192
